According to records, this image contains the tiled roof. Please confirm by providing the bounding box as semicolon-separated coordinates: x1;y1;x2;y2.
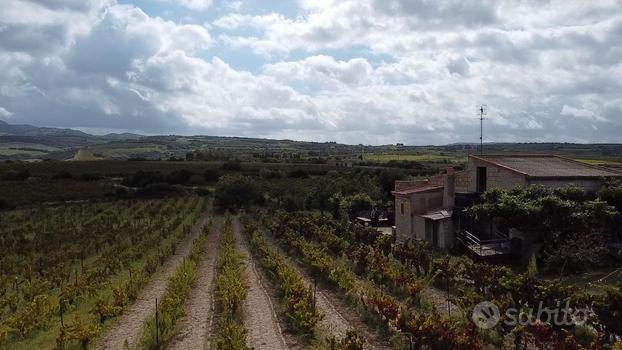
392;185;443;196
471;155;622;178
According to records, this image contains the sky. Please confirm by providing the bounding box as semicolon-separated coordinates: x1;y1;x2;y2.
0;0;621;145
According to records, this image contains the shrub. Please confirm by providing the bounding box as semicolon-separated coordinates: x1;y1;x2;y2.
247;227;322;333
1;169;30;181
259;168;284;179
136;183;179;197
122;171;165;187
51;171;74;180
165;169;194;184
221;160;242;171
0;198;11;210
288;169;309;178
216;317;249;350
340;193;374;219
80;173;102;182
203;169;221;182
214;175;263;209
215;218;250;350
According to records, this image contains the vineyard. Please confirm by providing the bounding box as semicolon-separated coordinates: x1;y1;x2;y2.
1;195;620;350
251;210;622;350
0;197;207;350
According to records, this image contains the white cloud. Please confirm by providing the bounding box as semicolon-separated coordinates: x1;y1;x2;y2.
158;0;213;11
0;107;13;119
560;104;605;121
0;0;621;144
264;55;373;87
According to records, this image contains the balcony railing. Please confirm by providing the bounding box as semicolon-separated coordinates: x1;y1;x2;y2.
457;230;511;257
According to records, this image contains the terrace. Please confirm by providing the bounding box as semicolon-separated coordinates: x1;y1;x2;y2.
457;230;511;258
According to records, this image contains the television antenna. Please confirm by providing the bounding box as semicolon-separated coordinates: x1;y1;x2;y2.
477;105;488;154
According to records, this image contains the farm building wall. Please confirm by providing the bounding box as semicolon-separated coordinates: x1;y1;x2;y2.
466;158;528;192
394;189;444;242
395;196;412;242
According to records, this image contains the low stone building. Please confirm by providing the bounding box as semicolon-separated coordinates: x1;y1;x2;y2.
393;154;622;250
465;154;622;193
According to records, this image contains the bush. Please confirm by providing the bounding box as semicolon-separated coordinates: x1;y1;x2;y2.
80;173;102;182
122;171;165;187
214;175;263;209
259;168;284;180
215;218;250;350
0;198;10;210
340;193;374;219
136;183;179;197
188;174;205;186
165;169;194;185
203;169;221;182
221;160;242;171
288;169;309;178
1;169;30;181
51;171;73;180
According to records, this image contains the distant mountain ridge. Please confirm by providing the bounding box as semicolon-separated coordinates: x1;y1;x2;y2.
0;120;93;138
0;120;142;141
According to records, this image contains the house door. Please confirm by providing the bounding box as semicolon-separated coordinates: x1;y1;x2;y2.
476;167;487;193
425;220;439;247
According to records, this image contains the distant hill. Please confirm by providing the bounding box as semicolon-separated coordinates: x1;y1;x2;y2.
0;120;93;138
0;121;146;160
1;120;621;163
101;133;143;141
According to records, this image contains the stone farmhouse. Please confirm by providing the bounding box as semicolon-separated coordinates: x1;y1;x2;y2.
393;154;622;256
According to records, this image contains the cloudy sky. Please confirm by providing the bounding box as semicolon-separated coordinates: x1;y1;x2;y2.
0;0;621;145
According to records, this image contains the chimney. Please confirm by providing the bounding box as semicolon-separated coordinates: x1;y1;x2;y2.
443;167;455;209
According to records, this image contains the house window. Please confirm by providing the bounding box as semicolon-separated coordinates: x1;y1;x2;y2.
400;203;404;215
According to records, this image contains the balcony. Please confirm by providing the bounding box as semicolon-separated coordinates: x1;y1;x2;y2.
457;230;511;258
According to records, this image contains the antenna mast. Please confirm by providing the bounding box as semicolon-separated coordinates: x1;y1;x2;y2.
478;105;488;154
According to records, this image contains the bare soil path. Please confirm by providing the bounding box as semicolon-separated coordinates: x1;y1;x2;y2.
168;216;223;350
423;286;463;318
232;217;288;350
93;212;212;350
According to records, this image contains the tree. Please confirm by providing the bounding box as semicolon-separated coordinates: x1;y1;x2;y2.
306;178;336;215
214;175;264;209
340;193;374;219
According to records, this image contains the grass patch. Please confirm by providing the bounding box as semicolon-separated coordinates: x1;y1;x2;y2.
575;158;622;166
364;153;453;162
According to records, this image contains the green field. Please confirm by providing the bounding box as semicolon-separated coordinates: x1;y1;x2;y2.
364;153;456;162
0;148;46;156
72;149;103;161
575;158;622;166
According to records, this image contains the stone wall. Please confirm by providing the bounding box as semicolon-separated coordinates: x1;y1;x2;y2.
413;216;426;241
455;170;469;192
467;157;528;192
395;196;412;242
394;189;444;242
